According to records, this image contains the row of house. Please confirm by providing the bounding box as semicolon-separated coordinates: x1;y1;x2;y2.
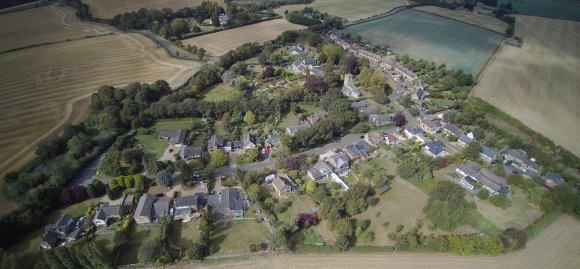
329;32;418;81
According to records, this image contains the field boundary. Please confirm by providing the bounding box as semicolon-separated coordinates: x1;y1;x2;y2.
412;7;506;35
345;5;410;27
0;32;114;54
0;0;46;15
180;15;283;39
474;37;503;81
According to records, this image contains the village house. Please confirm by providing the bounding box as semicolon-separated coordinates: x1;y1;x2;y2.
242;134;261;149
364;131;385;147
342;73;361;98
385;133;400;145
424;140;447;158
480;146;498;163
307;160;334;181
418;116;441;134
174;194;204;222
543;172;565;189
290;58;324;76
207;134;225;152
361;106;379;117
404;126;428;144
503;148;542;178
306;113;326;125
133;194;173;225
41;214;78;249
209;188;245;219
443;123;462;136
94;194;134;228
456;162;510;195
179;146;203;160
457;134;473;146
272;174;298;197
327;152;351;174
158;129;187;147
369;114;393;127
289;44;307;56
265;133;281;148
383;59;418;81
286;123;311;136
344;139;373;161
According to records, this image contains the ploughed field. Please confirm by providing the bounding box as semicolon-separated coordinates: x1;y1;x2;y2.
341;9;503;75
472;15;580;157
0;6;201;213
498;0;580;21
272;0;409;22
82;0;226;19
181;19;305;56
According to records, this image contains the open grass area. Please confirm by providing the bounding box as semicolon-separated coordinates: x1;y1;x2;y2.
353;177;428;246
498;0;580;21
341;9;503;75
213;220;272;255
118;225;160;265
136;121;194;158
470;187;544;230
278;102;324;129
172;220;200;249
273;0;409;22
278;194;316;223
201;83;244;102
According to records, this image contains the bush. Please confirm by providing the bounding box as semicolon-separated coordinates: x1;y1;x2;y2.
156;170;172;187
396;224;404;233
490;193;509;209
335;234;351;251
478;189;490;200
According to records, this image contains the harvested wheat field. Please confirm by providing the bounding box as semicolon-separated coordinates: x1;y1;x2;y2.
173;215;580;269
182;19;305;56
0;6;201;213
414;5;509;34
0;5;113;51
273;0;409;22
472;15;580;157
82;0;225;19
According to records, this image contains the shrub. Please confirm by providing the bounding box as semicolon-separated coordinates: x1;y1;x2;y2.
396;224;404;233
335;234;351;251
478;189;490;200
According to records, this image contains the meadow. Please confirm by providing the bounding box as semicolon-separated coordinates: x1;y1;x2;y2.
498;0;580;21
273;0;409;22
0;6;201;213
82;0;226;19
341;9;503;75
472;15;580;157
181;19;305;56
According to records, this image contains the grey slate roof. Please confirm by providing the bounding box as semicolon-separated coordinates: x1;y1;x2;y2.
152;197;172;218
286;123;311;135
207;135;224;151
425;140;446;156
458;134;473;144
480;146;497;160
221;188;242;210
457;162;509;194
308;160;333;179
444;124;461;135
505;148;541;172
272;174;297;194
544;172;565;186
180;146;202;158
134;194;154;218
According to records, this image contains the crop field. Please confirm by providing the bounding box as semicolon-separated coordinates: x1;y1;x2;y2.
273;0;409;22
181;19;305;56
413;5;509;34
341;9;503;75
0;6;201;213
0;5;113;52
472;15;580;157
179;215;580;269
498;0;580;21
82;0;226;19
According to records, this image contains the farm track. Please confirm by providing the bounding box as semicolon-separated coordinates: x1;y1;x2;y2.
0;5;201;213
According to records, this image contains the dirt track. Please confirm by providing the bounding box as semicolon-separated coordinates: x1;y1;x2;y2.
173;215;580;269
472;15;580;157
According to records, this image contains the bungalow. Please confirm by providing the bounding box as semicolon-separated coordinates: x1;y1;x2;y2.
158;129;187;147
265;133;281;148
212;188;244;219
345;139;373;161
307;160;333;180
174;194;203;222
306;113;326;125
272;174;298;197
544;172;565;189
133;194;155;225
92;203;121;228
286;123;311;136
289;44;306;55
342;73;361;98
457;134;473;146
310;66;325;76
424;140;447;158
327;152;350;174
152;197;172;220
290;58;323;76
364;131;385;147
40;230;59;249
480;146;498;163
207;134;225;152
503;148;542;177
456;162;510;195
443;123;461;136
179;146;203;160
404;127;428;144
368;114;393;127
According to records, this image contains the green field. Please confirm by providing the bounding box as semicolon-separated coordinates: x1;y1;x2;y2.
342;10;503;75
273;0;409;21
499;0;580;21
201;83;244;102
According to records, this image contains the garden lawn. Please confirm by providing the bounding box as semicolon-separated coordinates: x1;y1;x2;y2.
278;194;316;223
136;121;194;159
201;83;244;102
213;220;271;255
118;225;160;265
172;220;200;249
353;177;428;246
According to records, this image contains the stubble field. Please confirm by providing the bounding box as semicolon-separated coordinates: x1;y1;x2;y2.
0;6;201;213
82;0;225;19
472;15;580;157
413;5;509;34
273;0;409;22
173;215;580;269
181;19;305;56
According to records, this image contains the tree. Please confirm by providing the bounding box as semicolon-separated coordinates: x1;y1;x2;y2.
321;44;343;64
59;185;87;205
243;111;256;125
393;114;406;127
399;95;412;108
209;149;229;168
0;248;17;269
424;181;471;231
373;89;389;104
246;184;265;202
490;193;510;209
303;75;327;92
137;240;162;263
156;170;172;187
175;160;193;183
463;141;481;161
170;18;189;38
335;234;350;251
198;47;206;60
478;189;490;200
332;218;353;236
304;180;316;193
409;107;419;117
263;66;275;77
185;244;204;261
